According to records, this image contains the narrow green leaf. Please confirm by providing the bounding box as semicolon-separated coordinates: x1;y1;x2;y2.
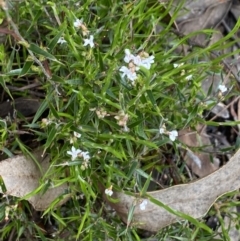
28;43;62;63
135;168;154;181
1;147;14;158
147;195;213;234
0;176;7;193
44;127;58;150
126;203;136;229
5;69;24;76
32;99;48;124
48;28;66;52
124;161;138;187
49;103;59;119
83;141;124;159
146;89;156;106
20;61;33;76
140;171;152;196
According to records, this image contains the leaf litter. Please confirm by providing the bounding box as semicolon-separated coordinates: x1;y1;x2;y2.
104;148;240;232
103;0;240;233
1;0;240;237
0;151;69;211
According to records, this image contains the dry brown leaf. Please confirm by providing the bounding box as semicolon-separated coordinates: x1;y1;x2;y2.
178;1;231;45
0;151;69;210
211;103;229;119
106;149;240;232
178;126;219;177
177;0;231;31
231;1;240;20
176;0;223;22
0;98;41;118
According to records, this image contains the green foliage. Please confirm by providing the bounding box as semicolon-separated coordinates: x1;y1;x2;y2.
0;0;239;240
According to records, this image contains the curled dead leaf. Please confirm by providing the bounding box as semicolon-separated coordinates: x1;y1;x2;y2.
0;151;69;210
178;126;219;177
105;149;240;232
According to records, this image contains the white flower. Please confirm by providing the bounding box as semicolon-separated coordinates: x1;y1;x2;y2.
67;146;82;160
73;18;89;35
218;84;227;93
81;159;90;170
73;18;83;28
114;111;129;126
169;130;178;141
83;35;94;48
119;66;137;82
173;63;184;68
96;108;109;119
105;189;113;196
105;186;113;196
57;37;67;44
140;199;148;210
138;55;155;69
132;55;142;66
173;63;178;68
81;151;90;161
41;118;51;126
131;55;155;70
124;49;135;63
123;125;130;132
70;131;81;144
74;131;81;138
186;74;193;80
159;127;165;134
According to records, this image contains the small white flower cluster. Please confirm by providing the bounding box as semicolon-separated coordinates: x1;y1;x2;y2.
74;131;81;138
173;63;184;68
159;125;178;141
67;146;90;161
54;129;90;169
105;185;113;196
4;204;18;221
119;49;155;84
74;18;94;48
95;107;110;119
73;19;94;48
83;35;94;48
70;131;82;144
57;18;94;48
114;110;129;132
80;159;90;170
185;74;193;80
57;37;67;45
73;18;90;36
41;118;52;127
173;62;193;81
90;108;129;131
218;84;227;93
139;199;148;210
